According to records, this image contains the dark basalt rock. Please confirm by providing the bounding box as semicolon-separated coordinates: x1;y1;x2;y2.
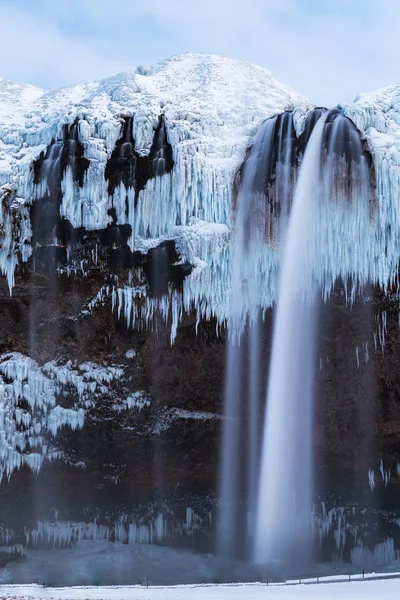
238;111;297;200
105;114;174;206
322;108;365;163
31;120;89;245
29;217;192;297
143;240;192;297
236;107;376;239
2;244;400;562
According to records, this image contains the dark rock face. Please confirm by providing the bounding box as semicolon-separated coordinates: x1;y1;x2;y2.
2;260;400;561
297;107;327;156
0;266;223;547
235;107;375;249
32;121;89;245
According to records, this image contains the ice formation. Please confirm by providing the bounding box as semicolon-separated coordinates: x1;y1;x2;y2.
0;185;31;290
1;53;305;332
368;469;375;491
0;353;83;480
0;353;148;479
0;55;399;337
2;56;400;565
17;507;206;549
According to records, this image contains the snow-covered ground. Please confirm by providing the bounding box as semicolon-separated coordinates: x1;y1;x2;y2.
2;575;400;599
2;539;400;591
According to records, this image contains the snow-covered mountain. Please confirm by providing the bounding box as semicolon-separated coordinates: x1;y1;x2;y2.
0;53;309;327
0;52;399;328
0;53;306;192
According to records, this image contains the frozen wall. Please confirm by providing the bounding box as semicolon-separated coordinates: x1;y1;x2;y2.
0;54;399;339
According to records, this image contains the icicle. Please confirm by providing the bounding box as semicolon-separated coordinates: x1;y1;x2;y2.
379;458;391;488
368;469;375;491
381;311;387;355
0;353;85;480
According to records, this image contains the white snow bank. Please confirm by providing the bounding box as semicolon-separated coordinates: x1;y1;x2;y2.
2;575;400;599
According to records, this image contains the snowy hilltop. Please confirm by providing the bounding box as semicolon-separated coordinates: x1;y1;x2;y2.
0;52;306;195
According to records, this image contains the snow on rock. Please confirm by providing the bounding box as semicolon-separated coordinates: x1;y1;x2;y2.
0;77;44;129
152;407;220;435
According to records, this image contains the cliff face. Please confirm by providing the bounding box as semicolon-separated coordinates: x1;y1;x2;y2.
1;54;400;572
2;267;400;564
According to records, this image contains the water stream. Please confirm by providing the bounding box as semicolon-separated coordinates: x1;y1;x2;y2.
253;114;327;565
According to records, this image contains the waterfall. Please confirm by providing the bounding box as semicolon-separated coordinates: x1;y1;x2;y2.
253;114;328;565
217;113;297;558
217;104;372;564
246;311;261;554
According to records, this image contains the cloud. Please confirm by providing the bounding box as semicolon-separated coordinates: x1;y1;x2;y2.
0;0;398;106
0;4;131;89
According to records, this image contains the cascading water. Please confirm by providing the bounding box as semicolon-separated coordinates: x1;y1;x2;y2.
246;312;261;555
217;104;373;565
217;113;297;558
253;108;372;565
274;111;296;225
151;118;170;177
254;114;327;566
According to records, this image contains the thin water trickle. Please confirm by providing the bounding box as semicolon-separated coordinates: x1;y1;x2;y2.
217;337;242;557
246;311;261;553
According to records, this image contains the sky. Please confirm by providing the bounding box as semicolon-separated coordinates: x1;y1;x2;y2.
0;0;398;107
